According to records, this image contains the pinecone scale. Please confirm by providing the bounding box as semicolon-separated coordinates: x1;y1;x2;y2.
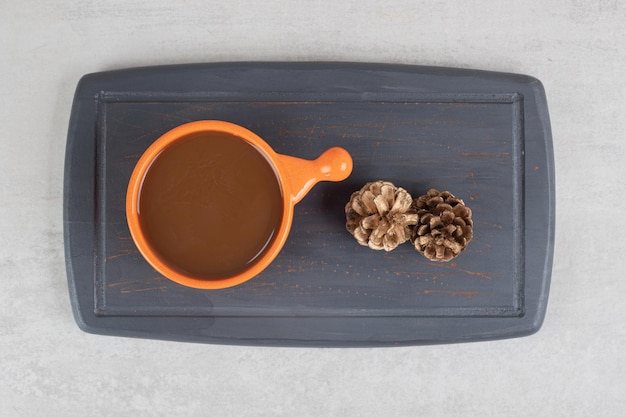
345;181;419;252
410;189;473;262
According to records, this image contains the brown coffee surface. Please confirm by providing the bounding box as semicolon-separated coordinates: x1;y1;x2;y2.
137;132;283;279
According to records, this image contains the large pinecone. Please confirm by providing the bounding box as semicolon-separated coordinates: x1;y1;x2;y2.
345;181;419;252
410;189;473;262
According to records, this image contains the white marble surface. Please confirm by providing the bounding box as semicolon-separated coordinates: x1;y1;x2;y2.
1;0;625;415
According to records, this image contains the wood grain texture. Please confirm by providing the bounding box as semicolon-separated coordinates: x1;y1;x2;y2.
64;63;554;345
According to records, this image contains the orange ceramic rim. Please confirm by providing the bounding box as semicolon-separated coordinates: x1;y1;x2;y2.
126;120;294;290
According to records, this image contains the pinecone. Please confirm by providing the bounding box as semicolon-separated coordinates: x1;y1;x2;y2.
345;181;419;252
410;189;473;262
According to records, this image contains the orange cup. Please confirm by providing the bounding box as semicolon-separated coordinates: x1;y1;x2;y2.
126;120;353;289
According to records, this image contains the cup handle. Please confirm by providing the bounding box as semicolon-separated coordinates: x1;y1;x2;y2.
276;147;353;204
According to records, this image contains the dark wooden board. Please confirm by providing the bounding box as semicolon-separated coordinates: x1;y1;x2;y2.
64;62;554;346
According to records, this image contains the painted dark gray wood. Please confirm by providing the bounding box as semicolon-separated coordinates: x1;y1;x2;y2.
64;62;554;346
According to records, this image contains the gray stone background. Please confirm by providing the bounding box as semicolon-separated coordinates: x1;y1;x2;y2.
1;0;624;415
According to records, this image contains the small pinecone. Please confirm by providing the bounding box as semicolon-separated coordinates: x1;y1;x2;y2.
345;181;419;252
410;189;473;262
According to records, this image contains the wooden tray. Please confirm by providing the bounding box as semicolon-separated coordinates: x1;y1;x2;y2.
64;63;554;346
